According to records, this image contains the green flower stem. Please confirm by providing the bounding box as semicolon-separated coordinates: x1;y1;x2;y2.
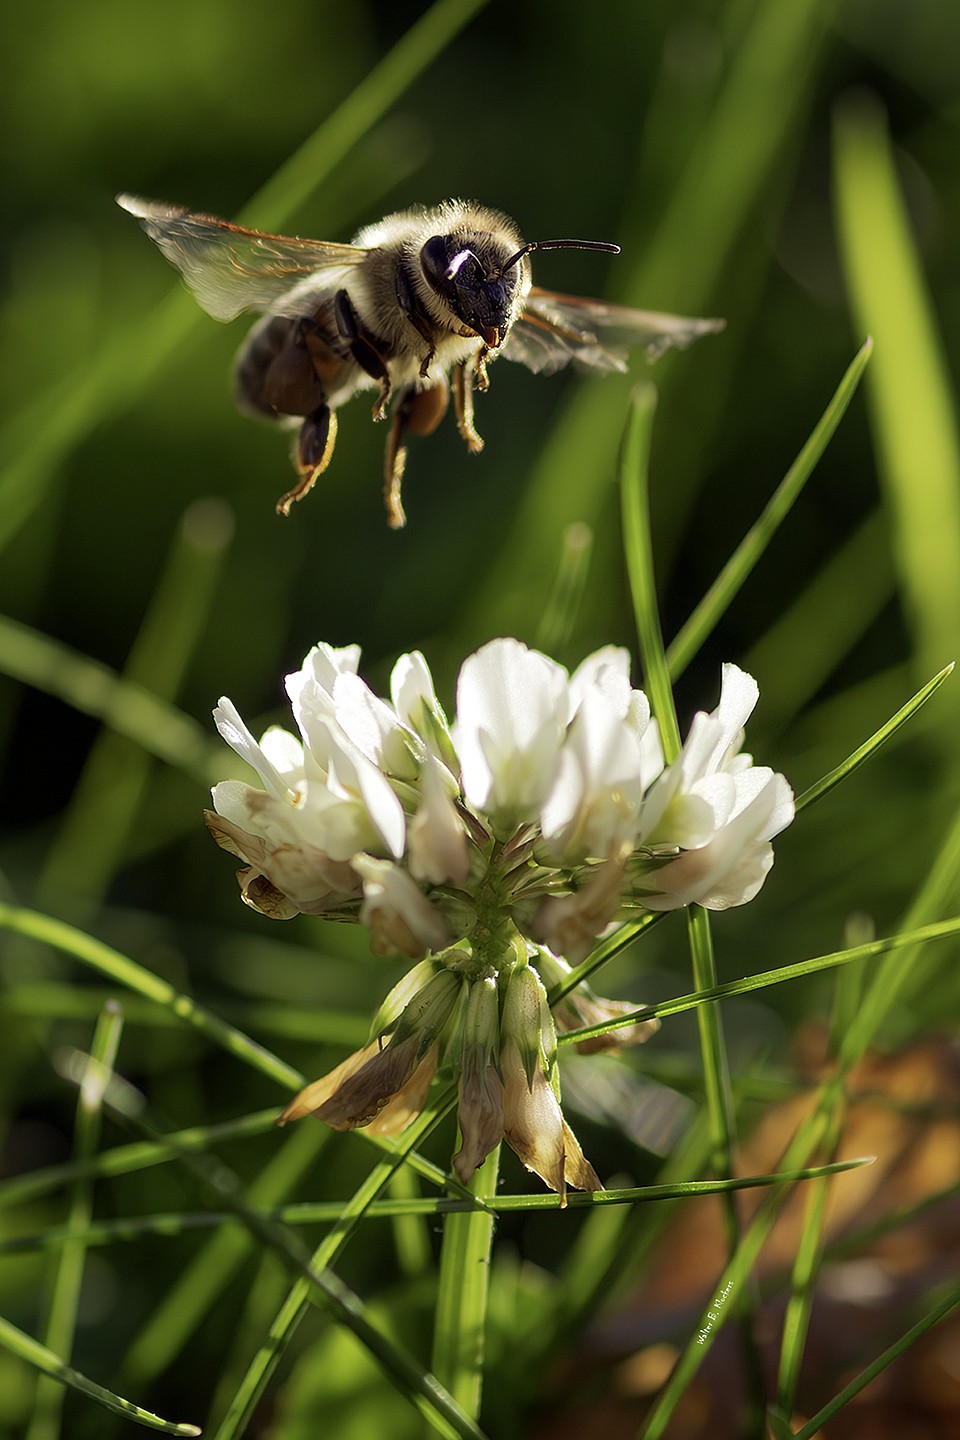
431;1145;501;1419
619;383;681;760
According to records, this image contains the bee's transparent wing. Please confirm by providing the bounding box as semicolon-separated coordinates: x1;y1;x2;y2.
117;196;368;322
502;286;725;375
560;1053;695;1158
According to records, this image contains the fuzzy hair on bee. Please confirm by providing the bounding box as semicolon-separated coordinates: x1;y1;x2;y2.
117;195;724;528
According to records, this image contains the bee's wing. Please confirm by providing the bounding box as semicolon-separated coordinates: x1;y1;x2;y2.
560;1054;695;1158
502;286;725;376
117;195;368;322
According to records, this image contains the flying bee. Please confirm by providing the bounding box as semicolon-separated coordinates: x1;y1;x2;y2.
117;195;723;528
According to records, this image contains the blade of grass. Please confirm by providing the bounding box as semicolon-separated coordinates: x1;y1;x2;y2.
0;1315;199;1437
26;1003;125;1440
36;500;233;918
795;663;954;812
667;339;873;679
119;1120;328;1390
558;913;960;1047
0;614;218;786
792;1284;960;1440
620;384;763;1423
3;1154;875;1253
100;1090;487;1440
834;92;960;702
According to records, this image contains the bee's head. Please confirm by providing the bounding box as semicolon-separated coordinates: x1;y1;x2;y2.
419;234;520;348
419;230;621;348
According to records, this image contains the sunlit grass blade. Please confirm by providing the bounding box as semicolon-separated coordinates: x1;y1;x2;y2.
119;1121;328;1390
667;339;873;679
211;1086;467;1440
0;614;219;785
557;913;960;1047
791;1284;960;1440
95;1080;486;1440
0;0;488;553
37;500;233;917
619;382;679;758
0;902;304;1091
27;1004;125;1440
3;1154;875;1253
431;1147;500;1419
536;521;594;657
774;1000;847;1417
795;662;954;812
0;1315;200;1436
834;92;960;700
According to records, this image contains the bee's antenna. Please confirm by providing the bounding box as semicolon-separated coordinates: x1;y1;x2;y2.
497;238;620;278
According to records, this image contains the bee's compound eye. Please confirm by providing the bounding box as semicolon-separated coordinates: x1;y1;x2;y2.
420;235;455;285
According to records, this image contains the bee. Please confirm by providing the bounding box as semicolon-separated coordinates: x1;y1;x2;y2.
117;195;723;528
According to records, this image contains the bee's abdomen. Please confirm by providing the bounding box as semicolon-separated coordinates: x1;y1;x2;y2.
234;310;348;421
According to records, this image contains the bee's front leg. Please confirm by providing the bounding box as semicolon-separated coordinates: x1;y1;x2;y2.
334;289;392;420
453;361;484;455
276;403;339;516
383;381;449;530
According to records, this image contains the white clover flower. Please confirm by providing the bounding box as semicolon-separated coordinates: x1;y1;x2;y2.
209;638;793;1195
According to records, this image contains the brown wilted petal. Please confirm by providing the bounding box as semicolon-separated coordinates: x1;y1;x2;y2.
453;1060;505;1185
238;867;299;920
204;808;360;918
313;1033;423;1130
278;1042;382;1125
366;1044;439;1137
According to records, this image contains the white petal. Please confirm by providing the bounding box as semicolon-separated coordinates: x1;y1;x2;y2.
409;756;470;885
213;699;292;797
455;639;568;821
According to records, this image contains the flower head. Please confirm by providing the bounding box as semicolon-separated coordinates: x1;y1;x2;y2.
210;638;793;1193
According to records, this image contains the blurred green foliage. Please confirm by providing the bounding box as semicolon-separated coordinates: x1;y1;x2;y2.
1;0;959;1435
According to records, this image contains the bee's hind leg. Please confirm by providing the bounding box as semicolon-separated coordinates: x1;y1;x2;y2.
276;404;339;516
383;380;449;531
